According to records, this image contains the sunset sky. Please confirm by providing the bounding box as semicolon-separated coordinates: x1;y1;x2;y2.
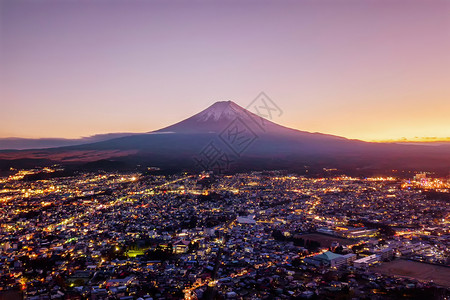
1;0;449;142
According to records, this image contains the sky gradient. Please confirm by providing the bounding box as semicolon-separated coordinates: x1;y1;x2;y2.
1;0;449;142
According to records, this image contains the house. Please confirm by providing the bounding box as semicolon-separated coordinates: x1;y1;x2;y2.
173;240;190;254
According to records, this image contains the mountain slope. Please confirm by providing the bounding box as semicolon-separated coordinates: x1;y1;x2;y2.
155;101;345;140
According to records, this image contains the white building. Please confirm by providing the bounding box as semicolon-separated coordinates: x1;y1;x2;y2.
353;254;379;268
237;215;256;224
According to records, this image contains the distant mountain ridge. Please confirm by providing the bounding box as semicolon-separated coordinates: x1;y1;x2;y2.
0;133;139;150
0;101;449;175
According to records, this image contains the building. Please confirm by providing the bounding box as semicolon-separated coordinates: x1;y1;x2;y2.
237;215;256;224
305;251;354;268
173;240;190;254
375;248;394;260
341;228;378;239
342;253;357;265
353;254;379;268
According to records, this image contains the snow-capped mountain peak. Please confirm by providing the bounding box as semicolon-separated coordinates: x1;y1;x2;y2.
154;100;274;134
193;101;252;122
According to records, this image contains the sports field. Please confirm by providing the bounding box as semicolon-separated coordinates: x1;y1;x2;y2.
298;233;355;248
372;259;450;288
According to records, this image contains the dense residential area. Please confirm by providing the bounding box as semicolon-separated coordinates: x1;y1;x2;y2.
0;168;449;299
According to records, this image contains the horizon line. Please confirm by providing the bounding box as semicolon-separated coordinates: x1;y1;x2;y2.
1;133;449;145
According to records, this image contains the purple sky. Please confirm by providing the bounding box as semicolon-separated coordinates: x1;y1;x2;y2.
1;0;449;141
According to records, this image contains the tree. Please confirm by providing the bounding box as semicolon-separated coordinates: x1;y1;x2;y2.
334;245;344;254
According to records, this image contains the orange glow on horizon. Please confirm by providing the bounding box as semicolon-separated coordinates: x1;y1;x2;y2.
369;137;450;143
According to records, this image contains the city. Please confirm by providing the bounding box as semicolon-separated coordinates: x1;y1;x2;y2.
2;1;449;299
1;168;449;299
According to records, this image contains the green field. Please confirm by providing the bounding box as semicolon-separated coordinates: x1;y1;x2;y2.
126;249;145;258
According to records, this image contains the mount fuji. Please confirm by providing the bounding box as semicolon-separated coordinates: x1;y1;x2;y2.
155;101;341;138
1;101;449;175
